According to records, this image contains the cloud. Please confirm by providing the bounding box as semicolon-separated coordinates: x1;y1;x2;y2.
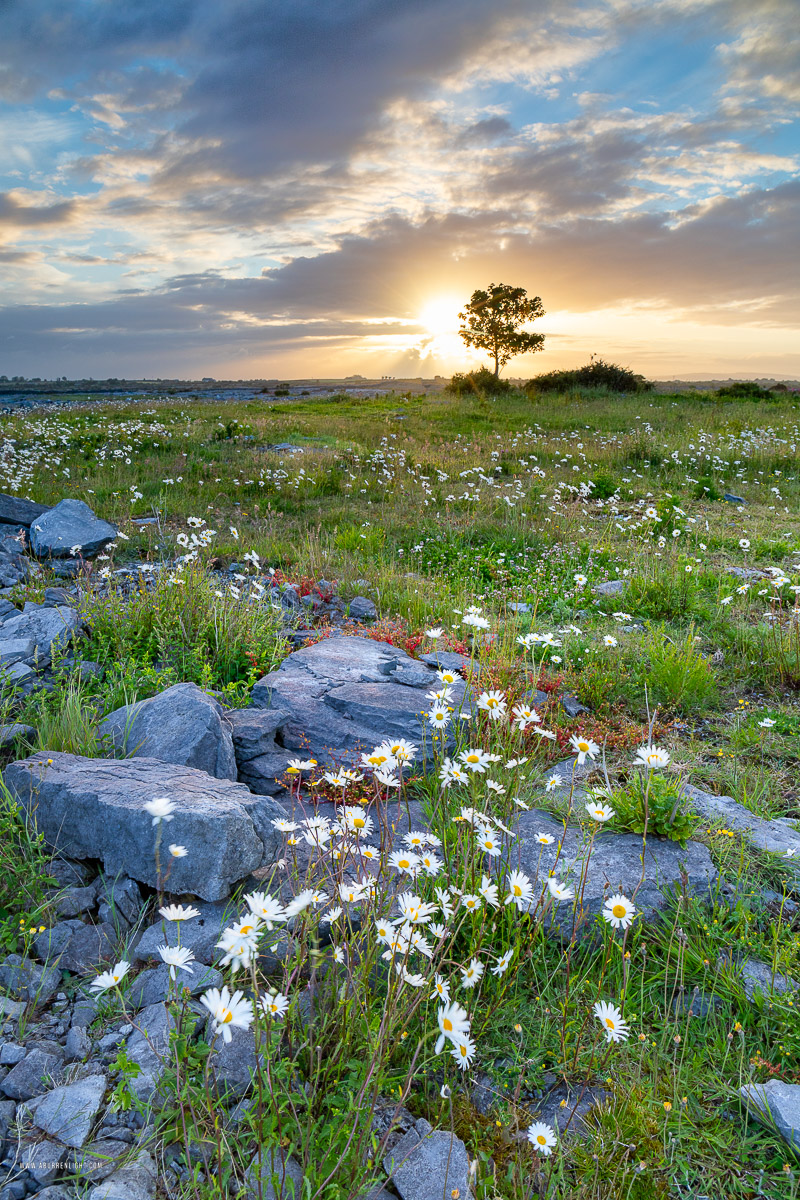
0;192;78;230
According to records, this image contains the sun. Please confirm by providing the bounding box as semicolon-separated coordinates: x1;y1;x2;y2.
418;296;461;338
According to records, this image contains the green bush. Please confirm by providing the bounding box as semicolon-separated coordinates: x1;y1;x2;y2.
449;367;514;396
526;358;652;395
639;628;718;713
609;774;699;845
714;381;769;400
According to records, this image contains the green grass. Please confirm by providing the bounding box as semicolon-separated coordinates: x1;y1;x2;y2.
2;384;800;1197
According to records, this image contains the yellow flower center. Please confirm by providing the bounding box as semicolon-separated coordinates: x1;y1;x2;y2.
612;904;626;918
443;1018;453;1031
222;1010;233;1023
513;885;522;896
605;1017;615;1029
537;1135;546;1146
578;741;589;751
459;1045;467;1057
353;818;365;828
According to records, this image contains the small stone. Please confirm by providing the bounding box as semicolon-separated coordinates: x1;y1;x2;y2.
560;693;590;717
737;958;796;1000
0;1045;25;1065
0;996;25;1021
0;956;61;1008
0;1047;62;1100
71;998;99;1029
723;492;747;504
594;579;625;596
0;724;34;749
86;1148;157;1200
348;596;377;621
383;1118;471;1200
245;1147;305;1200
65;1025;92;1062
125;1004;178;1101
740;1079;800;1155
26;1072;106;1149
53;885;98;918
34;920;117;974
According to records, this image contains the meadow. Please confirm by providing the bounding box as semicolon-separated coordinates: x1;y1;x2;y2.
2;382;800;1199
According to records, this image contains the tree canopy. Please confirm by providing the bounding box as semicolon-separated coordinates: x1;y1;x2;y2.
458;283;545;377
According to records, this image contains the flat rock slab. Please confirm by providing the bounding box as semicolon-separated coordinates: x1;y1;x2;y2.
0;954;62;1008
683;783;800;864
126;1003;178;1102
0;1046;63;1100
383;1117;471;1200
128;962;223;1008
134;901;236;966
516;808;717;939
26;1073;106;1149
34;919;117;974
0;602;81;659
250;636;472;775
740;1080;800;1157
0;492;51;528
0;722;34;749
4;753;288;901
531;1084;608;1137
30;498;117;560
87;1148;157;1200
99;682;237;780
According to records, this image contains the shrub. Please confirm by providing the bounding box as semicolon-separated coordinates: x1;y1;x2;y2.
526;358;652;395
714;381;769;400
609;773;699;845
449;367;514;397
639;628;718;713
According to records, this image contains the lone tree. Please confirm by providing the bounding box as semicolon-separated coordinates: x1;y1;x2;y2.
458;283;545;377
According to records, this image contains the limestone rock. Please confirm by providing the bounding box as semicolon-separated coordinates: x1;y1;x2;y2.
0;1047;62;1100
4;753;287;901
250;635;471;773
134;900;235;966
245;1147;305;1200
0;602;81;660
125;1003;177;1102
515;807;717;940
383;1116;471;1200
740;1080;800;1157
683;783;800;861
87;1148;157;1200
26;1073;106;1148
34;920;117;975
99;683;237;781
0;492;51;528
30;498;117;560
0;954;62;1008
128;962;223;1009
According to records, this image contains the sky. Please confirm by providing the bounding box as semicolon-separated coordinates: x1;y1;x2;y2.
0;0;798;381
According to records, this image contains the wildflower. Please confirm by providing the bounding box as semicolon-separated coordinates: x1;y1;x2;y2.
491;948;514;976
323;906;343;923
436;1001;471;1053
535;728;557;741
428;705;451;730
381;737;418;763
586;801;615;823
244;893;286;928
338;881;371;904
603;635;618;647
431;975;451;1003
486;778;506;795
426;627;444;638
459;748;492;773
476;828;502;857
388;850;420;875
477;690;508;721
739;539;750;549
374;918;396;943
159;904;200;922
635;745;670;769
157;945;195;979
375;769;401;788
341;807;374;837
593;1000;630;1043
463;610;490;630
90;961;130;993
259;991;289;1019
435;887;455;921
144;796;175;825
534;832;555;845
720;595;733;605
216;931;259;972
759;717;776;728
362;749;397;771
539;632;561;647
420;852;443;876
547;878;574;901
429;922;448;939
461;958;485;989
286;758;316;774
461;894;482;913
645;507;658;519
437;669;458;685
527;1122;557;1156
200;986;253;1043
333;947;345;964
505;870;534;909
397;966;427;987
479;875;500;908
272;818;300;833
168;844;187;858
284;889;316;917
569;735;599;765
451;1034;477;1070
397;892;437;924
574;573;588;586
603;893;636;930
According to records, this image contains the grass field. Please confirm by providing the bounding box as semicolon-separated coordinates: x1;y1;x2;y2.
2;384;800;1198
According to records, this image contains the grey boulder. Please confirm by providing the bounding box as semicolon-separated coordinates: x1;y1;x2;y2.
4;753;287;901
26;1072;106;1148
99;683;237;781
128;961;223;1009
0;1047;62;1100
0;723;33;749
594;579;626;596
34;919;117;974
30;498;117;560
0;492;51;528
348;596;377;621
250;635;472;775
87;1148;157;1200
683;783;800;863
134;900;235;966
516;807;717;940
740;1080;800;1157
383;1116;471;1200
0;954;62;1008
246;1147;305;1200
125;1003;177;1102
0;602;81;660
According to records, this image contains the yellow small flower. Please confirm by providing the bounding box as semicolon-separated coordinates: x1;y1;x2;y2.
663;1101;672;1112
